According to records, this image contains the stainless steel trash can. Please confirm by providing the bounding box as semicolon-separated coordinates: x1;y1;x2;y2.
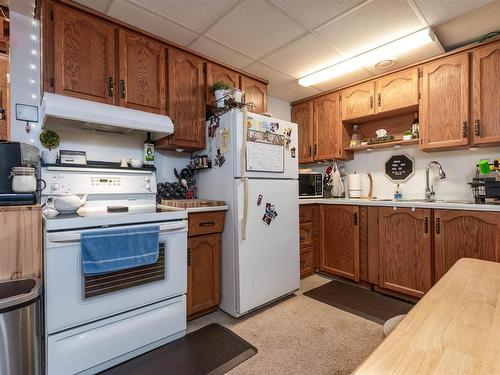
0;278;42;375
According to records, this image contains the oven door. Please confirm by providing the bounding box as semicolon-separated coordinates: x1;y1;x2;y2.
44;220;187;334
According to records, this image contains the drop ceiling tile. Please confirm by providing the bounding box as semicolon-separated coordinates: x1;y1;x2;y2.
413;0;493;26
206;0;306;59
270;0;366;29
262;34;343;78
107;0;198;46
130;0;240;32
73;0;113;13
317;0;425;57
190;37;253;68
312;68;373;91
268;81;322;102
433;0;500;49
243;63;294;90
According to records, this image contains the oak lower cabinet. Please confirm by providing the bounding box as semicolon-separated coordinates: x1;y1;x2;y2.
49;3;116;104
156;48;206;152
319;205;360;281
187;211;225;320
240;76;267;114
299;205;318;278
419;53;470;150
472;41;500;146
378;207;432;298
434;210;500;281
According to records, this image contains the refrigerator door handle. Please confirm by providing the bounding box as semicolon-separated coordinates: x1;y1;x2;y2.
242;177;248;240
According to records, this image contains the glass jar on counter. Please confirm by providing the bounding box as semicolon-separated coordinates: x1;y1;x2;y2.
10;167;41;193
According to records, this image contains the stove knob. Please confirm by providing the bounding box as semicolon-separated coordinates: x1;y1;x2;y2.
51;183;60;191
144;183;151;190
144;176;150;182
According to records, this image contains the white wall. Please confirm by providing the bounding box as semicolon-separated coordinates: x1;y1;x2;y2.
267;96;291;121
9;11;189;182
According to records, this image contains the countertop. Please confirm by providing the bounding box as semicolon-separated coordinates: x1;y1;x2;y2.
299;198;500;212
353;258;500;375
157;204;229;213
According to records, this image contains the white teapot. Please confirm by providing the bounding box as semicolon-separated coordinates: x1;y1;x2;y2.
46;194;87;213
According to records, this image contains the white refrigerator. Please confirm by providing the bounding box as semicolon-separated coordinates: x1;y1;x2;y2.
196;109;300;317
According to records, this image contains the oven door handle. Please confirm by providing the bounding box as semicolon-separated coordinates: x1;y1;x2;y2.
48;221;187;243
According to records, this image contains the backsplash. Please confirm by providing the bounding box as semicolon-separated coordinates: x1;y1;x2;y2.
301;145;499;201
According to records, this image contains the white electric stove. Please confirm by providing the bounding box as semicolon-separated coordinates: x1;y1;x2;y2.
41;164;188;375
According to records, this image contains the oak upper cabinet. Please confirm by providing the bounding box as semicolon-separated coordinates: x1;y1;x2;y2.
319;205;360;281
341;81;376;121
187;234;221;318
420;53;470;150
434;210;500;281
472;41;500;146
240;76;267;114
206;63;240;106
291;100;314;163
376;68;419;113
378;207;432;298
157;48;205;151
51;4;115;104
313;92;349;160
118;30;166;114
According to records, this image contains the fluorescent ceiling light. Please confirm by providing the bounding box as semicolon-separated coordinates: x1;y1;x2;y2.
298;28;434;87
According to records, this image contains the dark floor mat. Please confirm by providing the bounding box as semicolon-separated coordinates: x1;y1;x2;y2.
100;323;257;375
304;280;414;324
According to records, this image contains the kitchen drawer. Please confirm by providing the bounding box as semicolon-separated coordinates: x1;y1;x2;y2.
299;222;313;248
188;211;225;237
300;247;314;278
299;206;313;223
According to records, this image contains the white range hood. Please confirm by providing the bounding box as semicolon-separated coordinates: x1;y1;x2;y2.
41;93;174;138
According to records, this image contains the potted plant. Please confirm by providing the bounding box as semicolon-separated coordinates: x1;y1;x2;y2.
403;129;413;141
39;129;61;164
213;81;230;108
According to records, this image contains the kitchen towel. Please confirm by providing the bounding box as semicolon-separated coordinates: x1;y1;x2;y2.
81;225;160;275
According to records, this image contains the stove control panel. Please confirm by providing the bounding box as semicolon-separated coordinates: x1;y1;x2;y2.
41;167;157;196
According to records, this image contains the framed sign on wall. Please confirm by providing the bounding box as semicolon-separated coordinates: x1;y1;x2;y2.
385;154;414;182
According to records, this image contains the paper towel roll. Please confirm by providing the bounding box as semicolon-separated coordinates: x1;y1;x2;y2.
348;173;362;198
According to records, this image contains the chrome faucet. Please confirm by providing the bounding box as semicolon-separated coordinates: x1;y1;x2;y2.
425;161;446;201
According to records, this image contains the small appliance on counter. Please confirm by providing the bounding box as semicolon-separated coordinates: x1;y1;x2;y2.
299;172;323;198
0;141;39;205
469;159;500;204
348;172;362;198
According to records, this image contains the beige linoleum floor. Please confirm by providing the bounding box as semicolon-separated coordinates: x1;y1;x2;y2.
187;274;384;375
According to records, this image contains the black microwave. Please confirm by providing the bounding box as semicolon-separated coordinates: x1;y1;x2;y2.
299;173;323;198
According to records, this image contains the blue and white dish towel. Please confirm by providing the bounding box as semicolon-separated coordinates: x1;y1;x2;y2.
81;225;160;275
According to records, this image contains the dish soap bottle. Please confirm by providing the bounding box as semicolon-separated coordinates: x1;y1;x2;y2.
394;184;402;200
143;132;155;166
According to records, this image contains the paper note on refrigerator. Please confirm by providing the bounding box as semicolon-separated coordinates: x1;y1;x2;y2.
246;129;284;173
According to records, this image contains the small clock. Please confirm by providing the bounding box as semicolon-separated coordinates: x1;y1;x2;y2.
16;104;39;123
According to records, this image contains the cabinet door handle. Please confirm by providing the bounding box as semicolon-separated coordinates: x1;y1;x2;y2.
187;248;191;266
435;218;441;235
475;119;481;136
300;236;305;241
119;79;126;99
462;121;468;138
353;212;358;226
300;260;306;266
309;146;312;157
377;93;381;107
424;217;429;234
314;144;317;155
108;77;114;97
369;96;374;109
199;221;215;227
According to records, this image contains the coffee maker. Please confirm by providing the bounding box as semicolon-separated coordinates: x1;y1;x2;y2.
0;141;39;205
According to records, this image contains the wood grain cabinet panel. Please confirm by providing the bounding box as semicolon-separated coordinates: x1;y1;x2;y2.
300;247;314;278
434;210;500;281
341;81;376;121
299;222;313;249
420;53;470;150
313;92;344;160
319;205;360;281
52;4;115;104
118;30;166;114
291;101;314;163
157;48;206;151
378;207;432;298
240;76;267;114
472;41;500;146
187;234;221;319
376;68;419;113
206;63;240;106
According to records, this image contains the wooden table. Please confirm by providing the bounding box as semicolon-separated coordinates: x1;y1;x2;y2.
353;258;500;374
